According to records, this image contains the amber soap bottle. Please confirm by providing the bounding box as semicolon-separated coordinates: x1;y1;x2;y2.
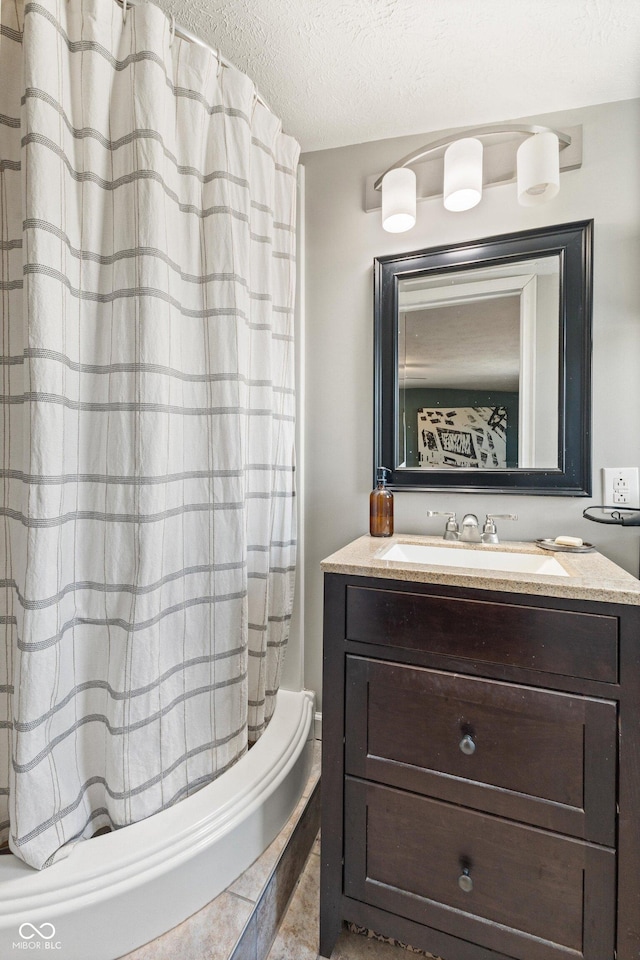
370;467;394;537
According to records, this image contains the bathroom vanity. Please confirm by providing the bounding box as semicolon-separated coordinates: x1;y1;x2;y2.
319;535;640;960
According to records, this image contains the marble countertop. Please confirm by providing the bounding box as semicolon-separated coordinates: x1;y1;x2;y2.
321;533;640;605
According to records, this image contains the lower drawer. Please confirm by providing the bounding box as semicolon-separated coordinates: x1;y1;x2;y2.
344;778;616;960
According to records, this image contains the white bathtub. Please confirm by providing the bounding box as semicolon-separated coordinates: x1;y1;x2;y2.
0;688;315;960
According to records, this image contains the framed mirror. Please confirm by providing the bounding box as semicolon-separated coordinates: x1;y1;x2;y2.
374;220;593;494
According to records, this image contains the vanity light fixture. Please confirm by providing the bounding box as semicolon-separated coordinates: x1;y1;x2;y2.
516;130;560;205
443;137;483;212
377;123;570;233
381;166;417;233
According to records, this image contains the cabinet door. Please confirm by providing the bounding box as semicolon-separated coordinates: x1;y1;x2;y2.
345;656;617;844
345;778;616;960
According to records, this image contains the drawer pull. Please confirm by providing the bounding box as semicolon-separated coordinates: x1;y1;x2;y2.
459;734;476;755
458;867;473;893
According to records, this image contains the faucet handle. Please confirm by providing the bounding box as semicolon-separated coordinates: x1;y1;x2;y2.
482;513;518;544
427;510;459;541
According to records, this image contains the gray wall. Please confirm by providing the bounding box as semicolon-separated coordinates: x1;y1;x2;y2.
302;99;640;709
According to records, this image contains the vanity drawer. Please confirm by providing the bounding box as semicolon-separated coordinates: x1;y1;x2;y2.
344;777;616;960
345;657;617;843
345;584;618;682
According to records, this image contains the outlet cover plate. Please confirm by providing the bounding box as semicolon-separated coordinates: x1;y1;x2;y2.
602;467;640;513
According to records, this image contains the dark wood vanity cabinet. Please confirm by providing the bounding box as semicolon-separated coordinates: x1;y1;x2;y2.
320;573;640;960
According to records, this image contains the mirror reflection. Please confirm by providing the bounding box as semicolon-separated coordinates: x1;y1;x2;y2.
396;256;560;470
374;221;593;495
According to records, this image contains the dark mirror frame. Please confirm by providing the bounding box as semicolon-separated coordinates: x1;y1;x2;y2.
374;220;593;496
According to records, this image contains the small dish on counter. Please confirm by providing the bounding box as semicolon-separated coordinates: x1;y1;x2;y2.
535;538;595;553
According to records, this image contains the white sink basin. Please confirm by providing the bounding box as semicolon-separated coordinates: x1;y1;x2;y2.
379;542;569;577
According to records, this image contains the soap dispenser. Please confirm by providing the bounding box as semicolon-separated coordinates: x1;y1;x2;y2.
370;467;394;537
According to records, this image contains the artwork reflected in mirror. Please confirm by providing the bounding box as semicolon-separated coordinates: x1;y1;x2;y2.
417;406;508;468
374;221;592;495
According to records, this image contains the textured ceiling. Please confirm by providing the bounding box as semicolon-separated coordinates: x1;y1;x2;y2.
401;299;521;391
155;0;640;152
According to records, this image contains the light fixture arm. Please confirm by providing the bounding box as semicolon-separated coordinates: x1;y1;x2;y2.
373;123;572;191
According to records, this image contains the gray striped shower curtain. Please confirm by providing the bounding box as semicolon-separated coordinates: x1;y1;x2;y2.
0;0;298;869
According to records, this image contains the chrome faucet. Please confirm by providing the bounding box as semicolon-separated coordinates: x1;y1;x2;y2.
428;510;518;543
460;513;481;543
481;513;518;544
426;510;459;541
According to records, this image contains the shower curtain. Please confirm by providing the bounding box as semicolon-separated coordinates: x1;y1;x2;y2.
0;0;299;869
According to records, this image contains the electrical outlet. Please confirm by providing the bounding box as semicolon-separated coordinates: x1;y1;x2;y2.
602;467;640;513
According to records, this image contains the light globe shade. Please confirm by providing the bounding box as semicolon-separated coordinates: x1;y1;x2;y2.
381;167;416;233
443;137;483;212
517;132;560;206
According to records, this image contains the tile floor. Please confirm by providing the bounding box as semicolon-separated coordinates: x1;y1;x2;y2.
267;837;440;960
123;741;321;960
